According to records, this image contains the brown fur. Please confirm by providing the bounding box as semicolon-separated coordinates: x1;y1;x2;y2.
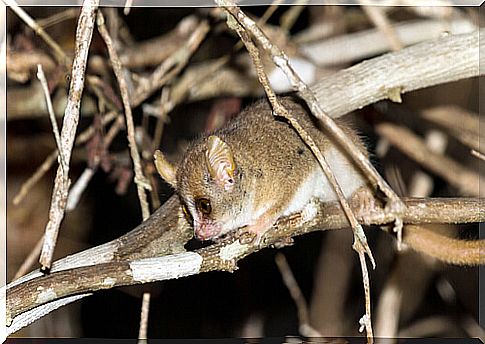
175;96;366;237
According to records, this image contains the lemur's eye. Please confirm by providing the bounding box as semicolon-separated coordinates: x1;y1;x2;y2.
196;197;212;215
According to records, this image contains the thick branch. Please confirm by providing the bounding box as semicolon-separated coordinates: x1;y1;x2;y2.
6;195;484;325
8;195;192;290
310;29;481;119
301;18;475;66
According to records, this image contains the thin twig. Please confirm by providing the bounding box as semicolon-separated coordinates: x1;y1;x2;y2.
420;106;482;151
404;129;447;249
375;127;446;339
232;0;284;52
309;230;353;335
12;151;58;205
97;10;151;220
471;149;485;161
104;115;125;144
66;115;125;211
87;15;152;330
359;3;403;51
65;168;95;212
421;106;480;137
7;50;56;83
451;131;481;152
152;87;170;152
130;20;210;107
119;15;199;69
13;237;44;280
275;253;322;337
408;130;447;197
12;112;119;206
259;0;284;25
137;292;151;343
356;240;373;342
3;0;70;66
376;122;482;196
37;8;80;29
39;0;99;271
6;0;131;119
279;1;307;32
36;64;67;174
124;0;133;16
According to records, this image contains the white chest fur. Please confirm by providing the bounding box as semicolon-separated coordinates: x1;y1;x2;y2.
283;146;366;216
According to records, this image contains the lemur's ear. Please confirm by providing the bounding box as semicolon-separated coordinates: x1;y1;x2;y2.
205;135;236;191
154;150;177;188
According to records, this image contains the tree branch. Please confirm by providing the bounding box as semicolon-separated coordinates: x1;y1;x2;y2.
301;18;475;66
5;195;484;328
38;0;99;271
97;11;151;220
310;29;481;119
